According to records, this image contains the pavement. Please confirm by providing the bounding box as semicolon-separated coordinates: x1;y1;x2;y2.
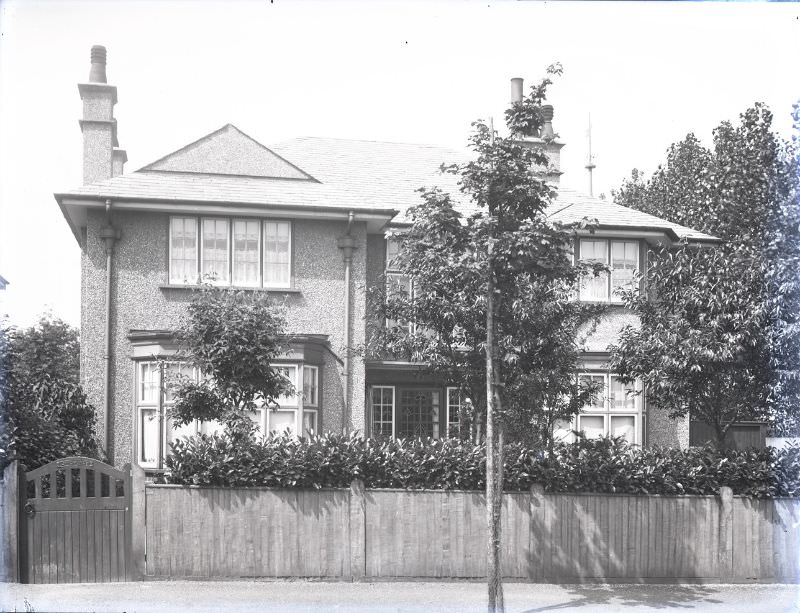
1;580;798;613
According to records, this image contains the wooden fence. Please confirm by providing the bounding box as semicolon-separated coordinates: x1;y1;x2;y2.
143;482;800;582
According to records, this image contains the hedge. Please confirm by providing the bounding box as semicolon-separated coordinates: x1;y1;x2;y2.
165;432;800;498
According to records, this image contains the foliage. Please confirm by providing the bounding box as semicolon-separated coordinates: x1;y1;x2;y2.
367;66;603;447
166;432;800;498
168;287;292;440
0;317;100;471
611;103;800;441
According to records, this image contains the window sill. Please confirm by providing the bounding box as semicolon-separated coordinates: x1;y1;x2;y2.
159;284;302;294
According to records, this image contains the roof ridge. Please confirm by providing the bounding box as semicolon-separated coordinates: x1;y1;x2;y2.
277;135;465;150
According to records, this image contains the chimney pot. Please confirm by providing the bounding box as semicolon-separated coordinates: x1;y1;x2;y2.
510;77;523;104
89;45;107;83
541;104;555;138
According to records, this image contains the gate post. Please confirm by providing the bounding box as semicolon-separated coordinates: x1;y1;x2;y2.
718;486;734;581
129;463;147;580
349;479;366;580
2;460;20;582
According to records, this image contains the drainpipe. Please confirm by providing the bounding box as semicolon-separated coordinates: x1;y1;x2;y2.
337;212;357;433
98;199;121;458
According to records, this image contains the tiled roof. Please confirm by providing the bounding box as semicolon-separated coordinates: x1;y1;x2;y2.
57;127;717;243
273;137;719;242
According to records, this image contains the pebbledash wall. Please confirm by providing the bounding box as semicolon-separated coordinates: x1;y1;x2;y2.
80;208;368;466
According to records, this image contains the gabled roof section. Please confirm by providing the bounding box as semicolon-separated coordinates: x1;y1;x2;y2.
140;124;314;180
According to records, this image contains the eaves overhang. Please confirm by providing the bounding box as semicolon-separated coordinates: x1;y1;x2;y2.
55;193;399;246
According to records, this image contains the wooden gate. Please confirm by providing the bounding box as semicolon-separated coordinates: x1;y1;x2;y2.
21;457;132;583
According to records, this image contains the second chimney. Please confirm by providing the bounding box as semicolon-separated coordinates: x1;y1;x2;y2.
508;77;564;185
78;45;126;184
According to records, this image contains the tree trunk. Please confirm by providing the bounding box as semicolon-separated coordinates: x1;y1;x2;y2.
486;272;504;613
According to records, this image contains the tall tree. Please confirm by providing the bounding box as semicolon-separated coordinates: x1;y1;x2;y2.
369;66;602;612
611;103;800;443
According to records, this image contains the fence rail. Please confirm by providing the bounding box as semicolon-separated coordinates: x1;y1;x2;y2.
142;482;800;582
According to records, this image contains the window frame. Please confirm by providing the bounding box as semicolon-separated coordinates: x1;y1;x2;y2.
446;387;463;438
232;217;262;288
136;360;202;470
562;371;642;445
168;216;199;285
200;217;231;286
168;215;292;290
370;385;396;438
262;220;293;289
577;238;641;303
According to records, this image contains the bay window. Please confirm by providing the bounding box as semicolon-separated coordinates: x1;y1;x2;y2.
578;239;640;302
169;216;292;289
137;359;319;469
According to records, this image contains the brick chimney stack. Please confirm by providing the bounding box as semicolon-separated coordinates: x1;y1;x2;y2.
78;45;127;184
508;78;563;185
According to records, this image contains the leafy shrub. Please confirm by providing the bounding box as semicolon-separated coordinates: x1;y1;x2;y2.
165;432;800;498
1;323;101;471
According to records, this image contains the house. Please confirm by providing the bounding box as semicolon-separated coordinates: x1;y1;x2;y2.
56;46;719;470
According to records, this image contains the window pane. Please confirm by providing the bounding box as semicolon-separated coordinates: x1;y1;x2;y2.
553;419;573;444
386;273;413;330
202;218;229;284
163;363;193;403
611;241;639;299
579;374;606;410
199;420;225;436
140;408;159;464
610;416;636;443
579;415;605;439
249;409;264;437
302;411;317;436
169;419;197;443
386;237;401;270
268;410;296;435
372;387;394;437
610;377;636;411
264;221;291;287
446;388;462;437
303;366;318;406
139;363;159;403
580;239;609;301
170;217;197;284
233;220;260;287
273;365;298;407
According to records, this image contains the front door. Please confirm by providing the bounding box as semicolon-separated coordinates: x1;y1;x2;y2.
397;389;441;439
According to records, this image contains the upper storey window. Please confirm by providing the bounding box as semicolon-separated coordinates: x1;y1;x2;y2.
169;216;292;288
578;239;640;302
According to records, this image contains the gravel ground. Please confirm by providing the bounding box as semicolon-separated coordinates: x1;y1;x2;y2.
1;580;798;613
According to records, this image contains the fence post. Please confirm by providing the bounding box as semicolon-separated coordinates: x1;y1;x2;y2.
130;463;147;580
349;479;366;580
718;486;733;581
2;461;20;583
529;483;545;581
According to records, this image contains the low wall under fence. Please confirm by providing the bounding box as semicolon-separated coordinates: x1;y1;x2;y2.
144;481;800;582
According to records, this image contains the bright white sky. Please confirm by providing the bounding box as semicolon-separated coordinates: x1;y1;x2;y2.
0;0;797;328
